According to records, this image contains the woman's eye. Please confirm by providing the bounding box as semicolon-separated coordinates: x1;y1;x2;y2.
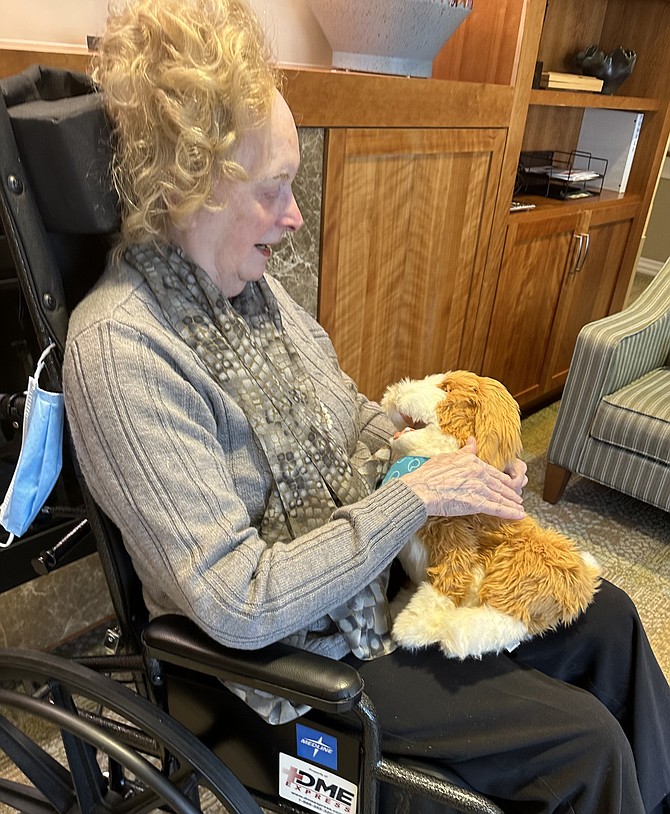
263;185;281;200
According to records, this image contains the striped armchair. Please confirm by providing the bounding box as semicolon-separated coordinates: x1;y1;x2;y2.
543;256;670;512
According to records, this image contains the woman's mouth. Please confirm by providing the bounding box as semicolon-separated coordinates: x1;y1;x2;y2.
255;243;272;258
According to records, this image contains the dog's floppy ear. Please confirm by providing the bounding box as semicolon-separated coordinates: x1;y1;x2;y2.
434;371;480;446
471;376;523;470
436;371;522;470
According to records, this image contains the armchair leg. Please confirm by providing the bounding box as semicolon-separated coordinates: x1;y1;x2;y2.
543;463;572;504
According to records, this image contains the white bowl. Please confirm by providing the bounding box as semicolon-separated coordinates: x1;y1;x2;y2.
306;0;472;77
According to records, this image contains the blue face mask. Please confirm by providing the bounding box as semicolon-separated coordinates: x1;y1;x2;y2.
0;344;64;547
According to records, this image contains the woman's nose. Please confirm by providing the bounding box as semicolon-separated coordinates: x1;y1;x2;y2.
281;193;304;232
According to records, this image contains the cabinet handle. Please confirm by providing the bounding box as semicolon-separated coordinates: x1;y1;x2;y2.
572;233;584;274
576;232;590;272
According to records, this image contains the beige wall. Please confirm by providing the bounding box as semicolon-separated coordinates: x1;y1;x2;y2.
0;0;106;49
0;0;332;68
250;0;331;67
643;159;670;265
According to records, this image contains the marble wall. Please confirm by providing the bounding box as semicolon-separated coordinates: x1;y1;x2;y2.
268;127;324;318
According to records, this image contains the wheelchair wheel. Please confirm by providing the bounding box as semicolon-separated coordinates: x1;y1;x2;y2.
0;648;263;814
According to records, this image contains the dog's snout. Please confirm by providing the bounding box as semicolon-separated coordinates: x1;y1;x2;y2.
400;412;427;430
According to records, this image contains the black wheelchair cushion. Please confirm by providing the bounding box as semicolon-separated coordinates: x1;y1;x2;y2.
3;64;118;235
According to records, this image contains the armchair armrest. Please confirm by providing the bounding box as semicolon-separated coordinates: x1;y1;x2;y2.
142;614;364;714
548;258;670;473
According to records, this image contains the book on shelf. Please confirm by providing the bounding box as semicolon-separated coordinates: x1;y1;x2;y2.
540;72;604;92
576;109;644;194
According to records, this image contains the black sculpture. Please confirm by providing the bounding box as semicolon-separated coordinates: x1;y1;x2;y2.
575;44;637;94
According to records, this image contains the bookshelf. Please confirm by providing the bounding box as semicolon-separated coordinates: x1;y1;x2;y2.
528;90;660;111
436;0;670;408
434;0;669;227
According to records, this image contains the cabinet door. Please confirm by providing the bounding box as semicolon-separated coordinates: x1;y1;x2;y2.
542;211;634;392
318;127;505;402
481;210;586;405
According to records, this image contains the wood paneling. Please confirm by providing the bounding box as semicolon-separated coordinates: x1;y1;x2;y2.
482;210;584;402
542;213;634;391
600;0;670;100
0;48;90;78
282;69;513;129
319;127;506;402
537;0;608;74
432;0;525;86
0;48;514;130
521;106;584;154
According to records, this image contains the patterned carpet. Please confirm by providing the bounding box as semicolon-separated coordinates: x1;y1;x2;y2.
521;400;670;681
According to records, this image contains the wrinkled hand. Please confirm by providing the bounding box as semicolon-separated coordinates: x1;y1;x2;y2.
400;437;526;520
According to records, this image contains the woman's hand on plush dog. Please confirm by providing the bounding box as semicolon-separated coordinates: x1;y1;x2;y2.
401;438;526;520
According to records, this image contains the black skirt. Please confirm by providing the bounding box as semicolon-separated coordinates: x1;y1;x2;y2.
345;580;670;814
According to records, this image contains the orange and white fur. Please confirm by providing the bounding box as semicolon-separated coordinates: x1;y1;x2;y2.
381;371;601;659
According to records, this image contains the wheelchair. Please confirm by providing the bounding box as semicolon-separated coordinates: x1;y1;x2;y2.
0;65;504;814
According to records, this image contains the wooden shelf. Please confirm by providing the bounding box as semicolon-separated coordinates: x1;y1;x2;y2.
0;50;516;131
282;68;514;129
508;191;640;222
529;89;661;111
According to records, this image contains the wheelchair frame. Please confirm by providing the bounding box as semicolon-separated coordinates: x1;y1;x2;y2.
0;65;503;814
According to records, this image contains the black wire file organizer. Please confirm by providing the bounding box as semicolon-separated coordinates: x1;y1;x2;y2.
518;150;608;200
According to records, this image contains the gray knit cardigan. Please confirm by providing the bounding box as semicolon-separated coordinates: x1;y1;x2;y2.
63;258;427;658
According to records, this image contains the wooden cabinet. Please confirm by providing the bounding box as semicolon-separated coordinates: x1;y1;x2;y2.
2;0;668;410
517;0;670;278
318;127;506;402
439;0;670;406
483;202;636;406
541;207;634;394
482;210;585;404
314;0;670;408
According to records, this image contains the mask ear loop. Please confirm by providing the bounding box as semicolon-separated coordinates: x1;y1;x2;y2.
34;342;57;384
0;343;58;549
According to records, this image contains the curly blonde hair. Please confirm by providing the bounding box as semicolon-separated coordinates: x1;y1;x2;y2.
92;0;279;250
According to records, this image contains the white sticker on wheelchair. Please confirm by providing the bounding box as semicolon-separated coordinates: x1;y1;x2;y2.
279;753;358;813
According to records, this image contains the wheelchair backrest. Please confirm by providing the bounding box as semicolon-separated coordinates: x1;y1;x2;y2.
0;65;118;383
0;65;148;653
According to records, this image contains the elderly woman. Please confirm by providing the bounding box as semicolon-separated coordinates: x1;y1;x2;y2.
63;0;670;811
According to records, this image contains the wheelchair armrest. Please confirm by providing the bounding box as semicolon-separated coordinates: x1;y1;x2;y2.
142;614;364;714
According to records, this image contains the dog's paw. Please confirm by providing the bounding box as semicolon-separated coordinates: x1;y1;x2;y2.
579;550;601;574
392;582;457;650
392;583;530;658
438;607;529;659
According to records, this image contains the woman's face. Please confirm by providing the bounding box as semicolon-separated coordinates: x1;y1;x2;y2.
175;91;303;298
